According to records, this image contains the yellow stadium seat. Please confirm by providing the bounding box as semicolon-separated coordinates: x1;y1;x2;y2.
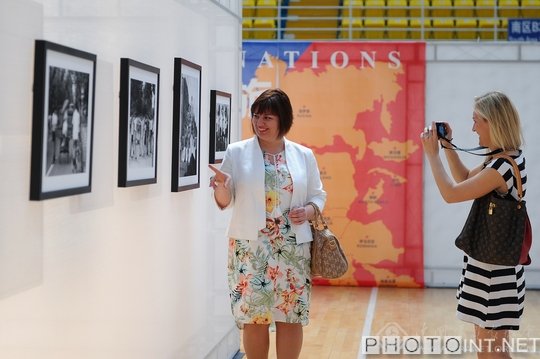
455;18;478;39
430;0;453;18
521;0;540;18
242;19;253;39
342;0;363;18
284;0;340;40
409;0;429;19
432;18;454;39
387;0;408;17
409;18;431;39
242;0;256;19
478;18;501;40
476;0;497;18
364;0;386;18
364;18;386;39
256;0;278;19
453;0;475;18
252;18;276;39
340;18;363;39
387;18;409;39
285;20;339;40
499;18;508;40
498;0;520;18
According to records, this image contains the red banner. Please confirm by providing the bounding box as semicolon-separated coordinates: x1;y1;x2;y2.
242;42;425;287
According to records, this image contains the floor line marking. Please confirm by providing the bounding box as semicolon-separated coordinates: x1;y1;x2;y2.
357;287;378;359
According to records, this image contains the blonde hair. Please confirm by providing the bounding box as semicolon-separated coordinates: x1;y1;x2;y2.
474;91;523;151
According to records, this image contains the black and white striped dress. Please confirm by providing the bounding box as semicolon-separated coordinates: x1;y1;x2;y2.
456;152;527;330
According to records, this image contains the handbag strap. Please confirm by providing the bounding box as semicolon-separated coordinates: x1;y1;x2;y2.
492;154;524;202
307;202;328;230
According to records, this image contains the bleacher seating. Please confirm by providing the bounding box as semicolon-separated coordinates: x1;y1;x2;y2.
243;0;540;41
255;0;278;18
364;18;386;39
455;18;478;39
243;0;256;18
432;18;454;39
242;0;254;39
409;0;429;18
499;0;520;18
387;0;408;18
253;18;277;39
499;18;509;40
387;18;409;39
476;0;497;18
340;18;363;39
342;0;363;18
243;18;253;39
454;0;475;18
409;18;431;39
430;0;453;18
284;0;340;39
478;18;503;40
364;0;386;18
522;0;540;18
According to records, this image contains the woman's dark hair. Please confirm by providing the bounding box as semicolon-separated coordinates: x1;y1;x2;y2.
250;88;293;137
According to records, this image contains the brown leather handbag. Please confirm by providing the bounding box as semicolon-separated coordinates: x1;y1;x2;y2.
307;202;348;278
455;154;532;266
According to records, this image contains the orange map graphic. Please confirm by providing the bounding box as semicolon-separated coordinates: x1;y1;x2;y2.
242;43;425;287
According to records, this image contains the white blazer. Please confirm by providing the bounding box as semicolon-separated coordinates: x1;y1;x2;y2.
218;136;327;243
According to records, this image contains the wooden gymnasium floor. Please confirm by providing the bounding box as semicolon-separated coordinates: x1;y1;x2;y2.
239;286;540;358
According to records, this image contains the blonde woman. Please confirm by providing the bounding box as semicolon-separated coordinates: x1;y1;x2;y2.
421;91;527;359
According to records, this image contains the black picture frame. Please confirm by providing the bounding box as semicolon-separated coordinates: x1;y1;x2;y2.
171;58;202;192
209;90;231;164
118;58;160;187
30;40;96;200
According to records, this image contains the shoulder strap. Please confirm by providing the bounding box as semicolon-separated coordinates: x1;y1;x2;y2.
492;154;523;201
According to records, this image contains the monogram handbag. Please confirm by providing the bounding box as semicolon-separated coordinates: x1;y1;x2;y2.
455;155;532;266
307;202;348;278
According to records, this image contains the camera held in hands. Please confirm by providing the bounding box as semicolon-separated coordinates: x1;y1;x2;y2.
435;122;448;139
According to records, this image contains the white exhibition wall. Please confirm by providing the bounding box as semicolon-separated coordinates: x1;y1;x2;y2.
0;0;241;358
423;43;540;288
1;1;539;358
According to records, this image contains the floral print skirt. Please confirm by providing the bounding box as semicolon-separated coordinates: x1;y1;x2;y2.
227;215;312;329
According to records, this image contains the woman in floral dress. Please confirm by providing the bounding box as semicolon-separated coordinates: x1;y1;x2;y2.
210;89;326;358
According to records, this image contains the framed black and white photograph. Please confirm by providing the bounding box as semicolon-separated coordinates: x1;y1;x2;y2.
30;40;96;200
171;58;201;192
118;58;160;187
209;90;231;164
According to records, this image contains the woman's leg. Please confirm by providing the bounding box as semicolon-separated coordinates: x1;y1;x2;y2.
243;324;270;359
474;325;512;359
275;322;303;359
